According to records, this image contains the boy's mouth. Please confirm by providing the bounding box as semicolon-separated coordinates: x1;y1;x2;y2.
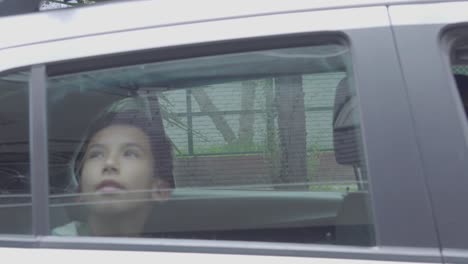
96;180;125;193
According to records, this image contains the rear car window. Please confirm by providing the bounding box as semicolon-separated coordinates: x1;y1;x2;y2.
0;69;31;235
47;39;374;246
451;32;468;120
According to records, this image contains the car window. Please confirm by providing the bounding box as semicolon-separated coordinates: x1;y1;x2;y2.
451;33;468;119
0;69;31;235
47;40;374;246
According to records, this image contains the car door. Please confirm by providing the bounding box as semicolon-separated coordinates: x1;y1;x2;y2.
0;2;440;263
389;1;468;263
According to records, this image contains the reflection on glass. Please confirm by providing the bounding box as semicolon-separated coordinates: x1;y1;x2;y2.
48;43;374;246
451;34;468;118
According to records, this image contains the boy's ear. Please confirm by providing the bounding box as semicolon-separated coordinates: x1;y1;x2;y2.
151;179;172;201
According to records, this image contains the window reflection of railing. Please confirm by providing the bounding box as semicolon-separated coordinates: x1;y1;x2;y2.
177;104;334;156
0;194;31;207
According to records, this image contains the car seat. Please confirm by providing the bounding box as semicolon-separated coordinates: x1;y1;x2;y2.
332;77;374;246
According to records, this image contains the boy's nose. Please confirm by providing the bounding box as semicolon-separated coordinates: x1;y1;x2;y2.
102;165;119;175
103;153;119;174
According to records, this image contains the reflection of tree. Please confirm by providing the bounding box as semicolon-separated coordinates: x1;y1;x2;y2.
275;76;308;190
40;0;96;7
40;0;120;9
191;81;258;147
191;88;236;144
263;79;280;185
238;81;256;145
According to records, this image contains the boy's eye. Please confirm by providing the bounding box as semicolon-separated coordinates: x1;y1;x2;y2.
124;149;140;158
87;150;104;159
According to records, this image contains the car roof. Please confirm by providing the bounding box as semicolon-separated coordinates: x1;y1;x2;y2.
0;0;460;50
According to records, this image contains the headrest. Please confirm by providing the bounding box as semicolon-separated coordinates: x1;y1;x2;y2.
333;77;363;166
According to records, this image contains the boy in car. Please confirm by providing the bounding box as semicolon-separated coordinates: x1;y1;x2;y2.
53;96;174;236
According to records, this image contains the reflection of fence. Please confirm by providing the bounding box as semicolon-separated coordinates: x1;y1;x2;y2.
174;91;333;156
163;74;351;189
162;73;345;157
175;155;270;187
453;65;468;75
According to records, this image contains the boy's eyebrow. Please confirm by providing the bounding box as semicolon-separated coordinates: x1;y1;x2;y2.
87;143;105;149
123;142;146;150
87;142;146;151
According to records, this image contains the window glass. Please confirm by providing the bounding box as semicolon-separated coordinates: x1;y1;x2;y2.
47;41;374;246
451;34;468;119
0;69;31;235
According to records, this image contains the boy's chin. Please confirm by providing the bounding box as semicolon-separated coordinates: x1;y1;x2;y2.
87;200;146;216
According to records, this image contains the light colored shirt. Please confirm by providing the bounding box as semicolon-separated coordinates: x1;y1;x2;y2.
52;221;91;236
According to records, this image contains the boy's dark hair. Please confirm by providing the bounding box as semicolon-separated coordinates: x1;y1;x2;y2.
70;96;175;190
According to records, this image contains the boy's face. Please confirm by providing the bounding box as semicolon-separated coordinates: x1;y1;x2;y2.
80;124;158;214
